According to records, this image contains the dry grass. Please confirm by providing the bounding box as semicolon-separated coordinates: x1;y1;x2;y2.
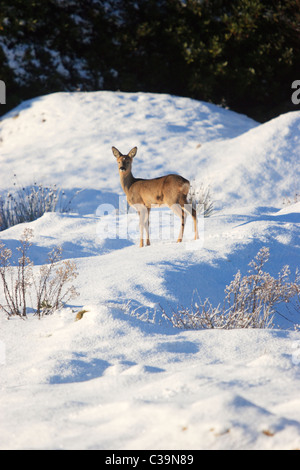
0;228;78;318
162;247;300;329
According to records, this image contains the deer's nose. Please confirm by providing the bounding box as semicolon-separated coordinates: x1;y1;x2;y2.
120;166;126;172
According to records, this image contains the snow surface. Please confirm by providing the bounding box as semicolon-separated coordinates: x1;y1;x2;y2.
0;91;300;450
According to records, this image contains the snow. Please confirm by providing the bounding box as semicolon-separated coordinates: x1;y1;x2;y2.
0;91;299;450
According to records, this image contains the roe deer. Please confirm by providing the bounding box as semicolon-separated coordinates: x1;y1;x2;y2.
112;146;198;247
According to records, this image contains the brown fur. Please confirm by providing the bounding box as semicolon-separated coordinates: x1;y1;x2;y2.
112;146;198;247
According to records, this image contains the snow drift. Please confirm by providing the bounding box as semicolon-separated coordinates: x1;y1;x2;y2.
0;92;299;450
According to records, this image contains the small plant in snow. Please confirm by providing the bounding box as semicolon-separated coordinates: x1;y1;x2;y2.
0;177;78;231
162;247;300;329
121;299;158;324
188;180;214;217
283;192;300;207
0;228;78;318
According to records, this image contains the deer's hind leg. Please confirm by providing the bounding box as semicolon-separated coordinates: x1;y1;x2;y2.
183;204;199;240
170;203;187;243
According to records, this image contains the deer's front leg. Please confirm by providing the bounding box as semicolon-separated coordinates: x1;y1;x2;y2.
138;205;150;247
145;208;151;246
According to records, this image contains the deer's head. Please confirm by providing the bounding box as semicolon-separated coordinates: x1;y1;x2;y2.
112;146;137;173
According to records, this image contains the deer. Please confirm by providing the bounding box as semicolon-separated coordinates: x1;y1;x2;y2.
112;146;199;247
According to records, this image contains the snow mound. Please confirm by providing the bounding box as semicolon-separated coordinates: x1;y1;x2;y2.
0;90;257;197
196;111;300;209
0;91;299;450
0;91;298;211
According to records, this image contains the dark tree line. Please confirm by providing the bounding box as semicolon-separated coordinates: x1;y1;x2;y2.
0;0;299;121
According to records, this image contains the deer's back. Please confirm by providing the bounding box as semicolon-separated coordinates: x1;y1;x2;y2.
127;174;190;208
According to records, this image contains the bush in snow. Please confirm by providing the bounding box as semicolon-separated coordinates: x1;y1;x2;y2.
162;247;300;329
187;181;214;218
0;178;77;231
0;228;78;318
283;192;300;207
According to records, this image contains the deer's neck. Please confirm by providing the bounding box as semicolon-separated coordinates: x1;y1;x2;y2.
119;171;136;195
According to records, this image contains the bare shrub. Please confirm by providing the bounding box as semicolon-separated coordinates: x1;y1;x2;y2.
162;247;300;329
0;228;78;318
187;180;214;218
283;192;300;207
0;178;78;231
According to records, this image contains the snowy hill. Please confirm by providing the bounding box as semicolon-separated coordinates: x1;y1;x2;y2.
0;92;299;450
0;91;299;210
0;91;259;201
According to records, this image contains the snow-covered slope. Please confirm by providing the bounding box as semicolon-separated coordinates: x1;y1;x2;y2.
196;111;300;210
0;92;299;450
0;91;299;210
0;91;258;199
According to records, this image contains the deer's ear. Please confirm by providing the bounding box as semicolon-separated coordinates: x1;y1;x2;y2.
112;146;121;158
128;147;137;158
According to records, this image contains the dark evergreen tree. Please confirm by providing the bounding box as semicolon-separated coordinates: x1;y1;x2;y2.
0;0;117;114
0;0;299;120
